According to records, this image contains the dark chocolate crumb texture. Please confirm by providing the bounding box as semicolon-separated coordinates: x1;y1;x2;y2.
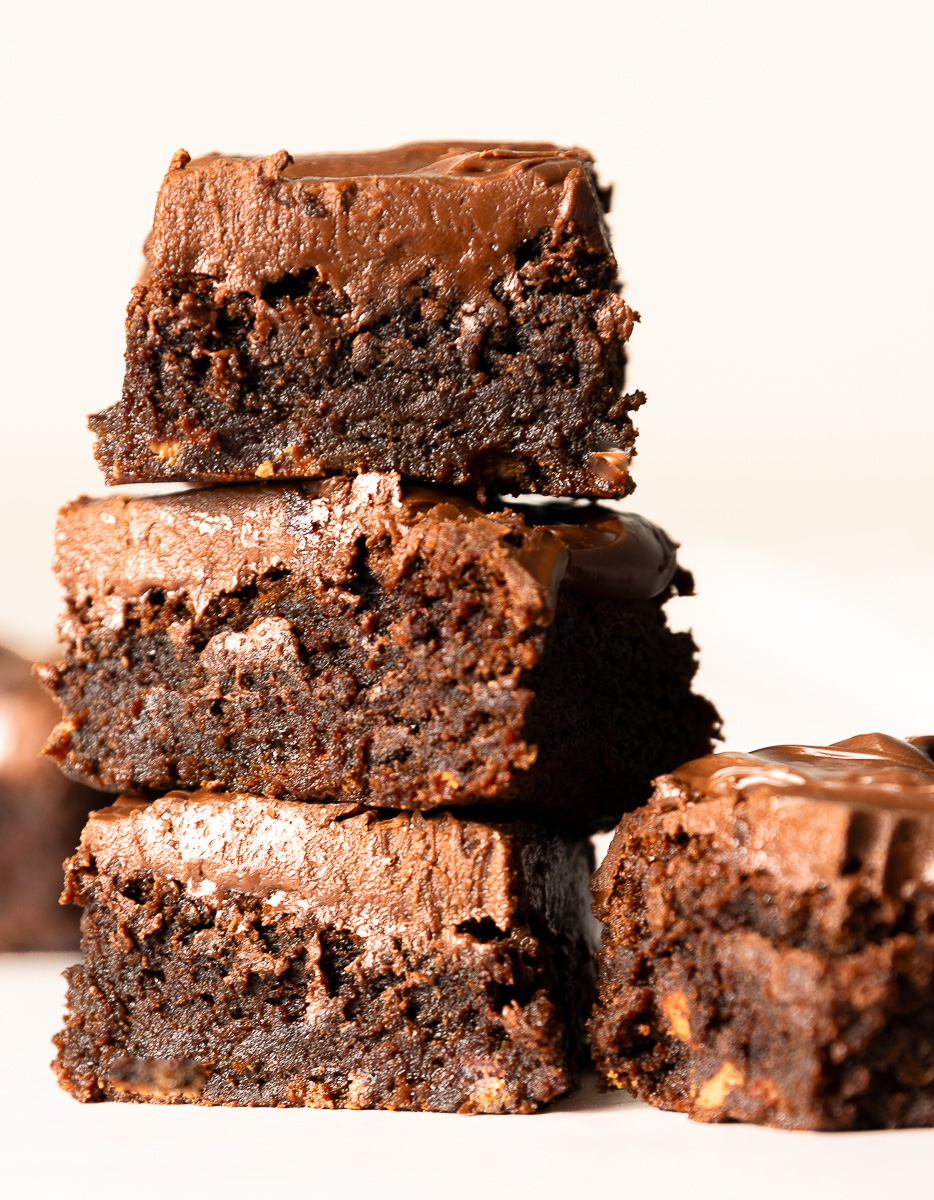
55;790;594;1112
37;474;719;831
91;142;642;496
589;734;934;1130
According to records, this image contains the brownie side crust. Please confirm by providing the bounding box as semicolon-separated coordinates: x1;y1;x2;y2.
54;792;595;1112
589;735;934;1129
0;647;97;951
37;476;719;831
91;143;640;496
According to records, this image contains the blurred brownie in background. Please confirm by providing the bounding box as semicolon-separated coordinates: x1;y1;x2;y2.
91;141;642;497
589;734;934;1130
0;647;97;950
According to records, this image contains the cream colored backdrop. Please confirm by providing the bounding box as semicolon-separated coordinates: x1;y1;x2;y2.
1;0;931;750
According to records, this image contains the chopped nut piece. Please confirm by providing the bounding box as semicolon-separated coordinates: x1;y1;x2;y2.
148;440;182;465
696;1062;745;1111
660;992;692;1042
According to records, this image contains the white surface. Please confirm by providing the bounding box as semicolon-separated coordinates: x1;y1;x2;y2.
0;1;933;1192
4;954;934;1199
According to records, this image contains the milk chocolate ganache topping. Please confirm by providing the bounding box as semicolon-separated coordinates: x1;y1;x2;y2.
665;734;934;812
75;791;587;940
595;735;934;909
54;475;681;628
148;141;617;318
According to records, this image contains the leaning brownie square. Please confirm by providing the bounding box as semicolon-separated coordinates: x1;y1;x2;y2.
55;790;593;1111
589;734;934;1129
90;141;641;496
38;474;718;831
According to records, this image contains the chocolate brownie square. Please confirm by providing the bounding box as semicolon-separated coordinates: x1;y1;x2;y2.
90;142;642;496
55;790;593;1111
37;474;719;831
0;647;97;950
589;734;934;1129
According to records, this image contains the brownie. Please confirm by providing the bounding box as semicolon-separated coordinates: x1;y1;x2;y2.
90;142;642;497
37;474;719;832
589;733;934;1130
0;647;97;951
54;789;594;1111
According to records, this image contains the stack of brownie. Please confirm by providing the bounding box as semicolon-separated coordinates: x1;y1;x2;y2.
39;142;719;1111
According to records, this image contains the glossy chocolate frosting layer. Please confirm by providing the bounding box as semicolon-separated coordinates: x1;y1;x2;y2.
78;791;586;938
148;141;619;320
665;734;934;812
504;500;680;602
595;735;934;910
54;475;681;629
277;142;597;186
